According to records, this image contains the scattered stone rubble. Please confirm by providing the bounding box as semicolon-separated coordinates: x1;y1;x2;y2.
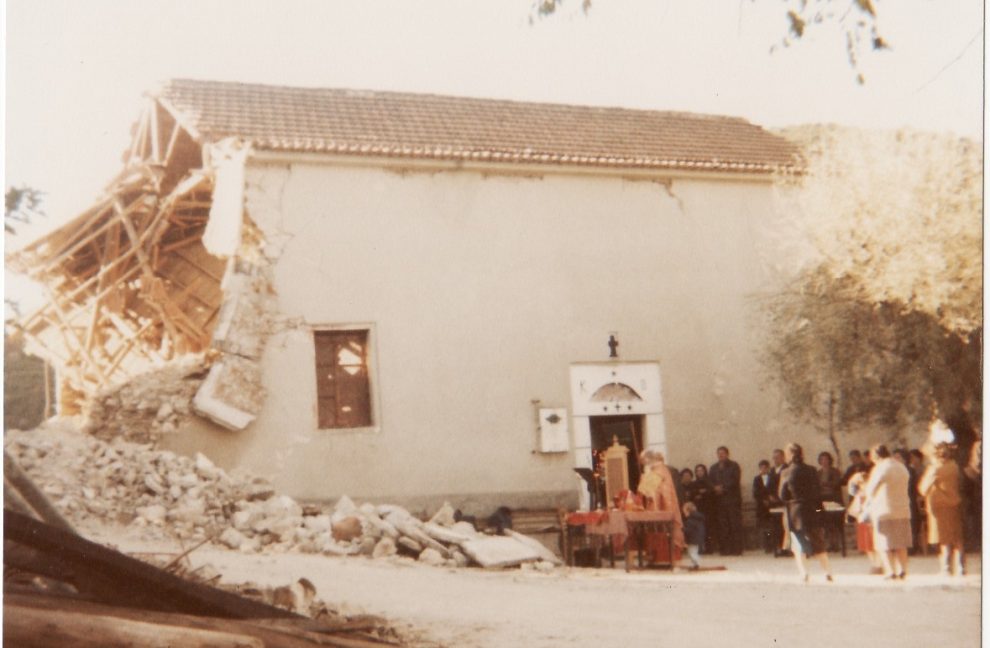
82;357;210;444
4;423;560;570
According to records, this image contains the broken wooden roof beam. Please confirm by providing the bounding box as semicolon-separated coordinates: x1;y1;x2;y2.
4;510;299;619
5;593;399;648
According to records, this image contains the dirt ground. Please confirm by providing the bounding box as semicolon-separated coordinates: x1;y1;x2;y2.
100;527;981;648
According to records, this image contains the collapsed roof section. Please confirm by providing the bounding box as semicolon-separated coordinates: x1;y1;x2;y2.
6;96;262;430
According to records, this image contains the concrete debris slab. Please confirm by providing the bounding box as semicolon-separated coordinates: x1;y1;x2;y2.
422;522;474;546
192;357;263;431
505;529;563;566
460;536;543;568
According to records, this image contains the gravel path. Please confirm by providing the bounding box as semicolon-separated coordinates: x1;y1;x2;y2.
111;536;981;648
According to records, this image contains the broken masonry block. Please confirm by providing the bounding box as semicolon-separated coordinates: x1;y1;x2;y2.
192;356;264;431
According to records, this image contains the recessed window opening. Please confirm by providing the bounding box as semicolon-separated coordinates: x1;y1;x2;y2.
314;329;372;429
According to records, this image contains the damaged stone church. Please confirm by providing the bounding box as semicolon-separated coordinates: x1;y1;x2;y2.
8;79;801;513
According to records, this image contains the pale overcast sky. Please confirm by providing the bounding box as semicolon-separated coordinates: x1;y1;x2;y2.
3;0;985;239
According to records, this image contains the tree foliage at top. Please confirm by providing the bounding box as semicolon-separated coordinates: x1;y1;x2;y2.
5;186;45;235
5;186;46;320
776;126;982;335
761;126;982;455
532;0;886;83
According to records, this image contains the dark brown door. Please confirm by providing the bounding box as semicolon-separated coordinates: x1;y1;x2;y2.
314;330;371;428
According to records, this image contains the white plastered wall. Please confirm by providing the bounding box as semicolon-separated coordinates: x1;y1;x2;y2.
165;158;830;509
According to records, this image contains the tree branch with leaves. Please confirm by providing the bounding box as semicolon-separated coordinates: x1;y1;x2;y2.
760;126;982;458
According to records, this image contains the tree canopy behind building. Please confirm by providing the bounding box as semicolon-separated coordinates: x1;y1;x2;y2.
761;126;982;458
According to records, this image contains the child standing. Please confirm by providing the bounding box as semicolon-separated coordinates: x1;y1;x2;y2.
682;501;706;570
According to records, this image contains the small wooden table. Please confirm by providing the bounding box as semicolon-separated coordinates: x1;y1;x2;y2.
562;510;616;568
564;510;675;571
617;510;675;572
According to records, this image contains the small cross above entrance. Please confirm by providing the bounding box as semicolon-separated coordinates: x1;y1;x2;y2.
607;334;619;358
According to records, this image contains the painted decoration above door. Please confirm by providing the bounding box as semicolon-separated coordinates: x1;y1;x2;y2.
569;362;663;417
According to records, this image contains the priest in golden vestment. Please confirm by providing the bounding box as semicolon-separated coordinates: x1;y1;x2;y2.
638;450;686;563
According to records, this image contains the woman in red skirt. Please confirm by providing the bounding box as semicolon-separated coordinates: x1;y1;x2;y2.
847;468;883;574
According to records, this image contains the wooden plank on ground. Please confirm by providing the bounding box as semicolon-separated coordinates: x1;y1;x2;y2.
4;510;299;620
6;593;398;648
4;604;264;648
3;451;75;533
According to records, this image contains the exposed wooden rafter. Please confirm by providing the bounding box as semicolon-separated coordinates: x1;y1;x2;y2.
6;99;228;397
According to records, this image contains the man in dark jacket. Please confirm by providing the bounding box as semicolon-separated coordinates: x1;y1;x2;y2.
709;446;744;555
753;460;776;553
841;449;867;487
768;448;787;502
779;443;833;582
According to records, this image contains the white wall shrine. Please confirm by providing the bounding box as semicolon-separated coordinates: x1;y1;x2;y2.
569;361;666;510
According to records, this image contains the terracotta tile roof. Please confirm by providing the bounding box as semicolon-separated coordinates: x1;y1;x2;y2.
156;79;800;175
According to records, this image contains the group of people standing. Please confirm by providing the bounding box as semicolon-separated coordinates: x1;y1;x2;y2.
754;426;970;581
628;426;972;579
634;445;747;566
846;433;968;579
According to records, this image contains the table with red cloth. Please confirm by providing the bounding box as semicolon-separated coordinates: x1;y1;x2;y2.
563;510;676;571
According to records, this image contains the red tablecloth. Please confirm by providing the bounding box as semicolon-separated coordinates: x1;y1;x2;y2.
567;510;674;535
565;510;678;567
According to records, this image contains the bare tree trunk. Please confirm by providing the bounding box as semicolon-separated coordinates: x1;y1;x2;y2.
827;391;842;469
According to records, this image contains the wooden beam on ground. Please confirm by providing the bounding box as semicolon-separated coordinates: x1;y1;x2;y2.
4;478;40;518
4;541;80;591
4;510;301;620
4;605;265;648
5;594;397;648
3;451;75;533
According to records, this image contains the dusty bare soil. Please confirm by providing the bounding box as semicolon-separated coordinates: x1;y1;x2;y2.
100;528;981;648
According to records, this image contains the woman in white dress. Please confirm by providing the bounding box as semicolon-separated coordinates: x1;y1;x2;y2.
863;444;912;579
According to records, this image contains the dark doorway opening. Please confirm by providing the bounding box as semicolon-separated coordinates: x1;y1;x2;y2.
590;415;644;495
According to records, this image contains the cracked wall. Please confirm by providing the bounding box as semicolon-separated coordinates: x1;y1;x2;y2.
189;150;282;431
162;160;797;509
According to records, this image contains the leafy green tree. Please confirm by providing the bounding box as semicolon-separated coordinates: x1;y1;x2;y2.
761;268;980;459
761;126;982;459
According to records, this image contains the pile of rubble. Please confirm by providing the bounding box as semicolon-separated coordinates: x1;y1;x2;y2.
4;423;560;570
82;358;209;444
